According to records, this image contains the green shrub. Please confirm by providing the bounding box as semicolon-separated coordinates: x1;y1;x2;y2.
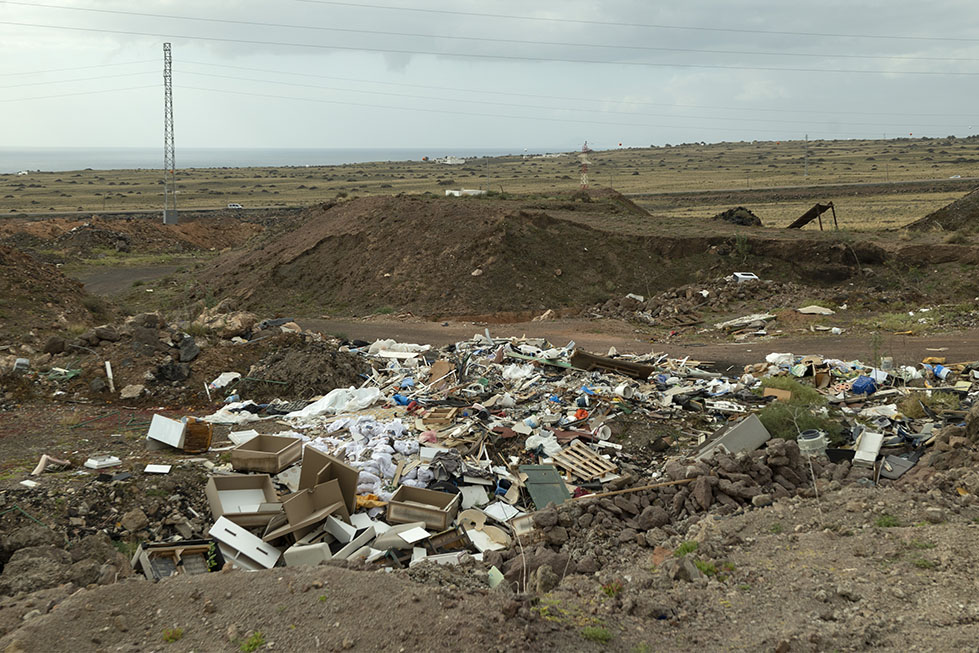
674;541;698;557
757;403;843;444
581;626;613;644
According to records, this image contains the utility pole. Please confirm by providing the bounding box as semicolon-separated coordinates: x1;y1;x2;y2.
162;42;178;225
804;133;809;178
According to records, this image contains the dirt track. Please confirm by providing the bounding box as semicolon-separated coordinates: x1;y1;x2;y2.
300;316;979;372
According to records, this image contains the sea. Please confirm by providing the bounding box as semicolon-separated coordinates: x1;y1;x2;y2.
0;147;562;174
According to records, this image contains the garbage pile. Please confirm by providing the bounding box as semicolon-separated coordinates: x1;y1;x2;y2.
127;330;979;587
590;276;831;330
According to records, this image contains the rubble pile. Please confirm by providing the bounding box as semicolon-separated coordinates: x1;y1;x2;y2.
711;206;763;227
0;245;99;342
51;224;132;255
592;276;829;329
3;307;360;407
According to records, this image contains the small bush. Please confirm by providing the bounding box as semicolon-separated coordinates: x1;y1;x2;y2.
162;628;183;643
758;377;827;406
875;514;901;528
769;523;784;534
600;580;623;597
898;392;960;419
757;403;844;444
674;541;698;557
694;560;717;576
913;557;937;569
240;631;266;652
581;626;613;644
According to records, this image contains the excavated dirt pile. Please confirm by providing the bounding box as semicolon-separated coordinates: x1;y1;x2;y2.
0;246;103;344
0;215;264;258
906;186;979;231
711;206;763;227
242;339;369;402
197;196;667;317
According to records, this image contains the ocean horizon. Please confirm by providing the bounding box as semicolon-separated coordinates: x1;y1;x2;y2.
0;146;568;174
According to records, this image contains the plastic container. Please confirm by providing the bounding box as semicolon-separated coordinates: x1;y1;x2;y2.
797;429;828;458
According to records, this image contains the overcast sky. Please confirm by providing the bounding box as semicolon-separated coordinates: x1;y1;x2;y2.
2;0;979;151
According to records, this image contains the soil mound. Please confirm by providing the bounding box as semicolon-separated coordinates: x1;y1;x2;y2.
0;246;102;344
197;196;666;317
712;206;763;227
906;186;979;231
0;215;264;256
242;339;369;401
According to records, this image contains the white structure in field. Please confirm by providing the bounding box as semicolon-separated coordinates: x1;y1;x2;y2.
445;189;487;197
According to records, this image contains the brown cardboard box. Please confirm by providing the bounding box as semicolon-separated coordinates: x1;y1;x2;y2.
387;485;461;530
299;447;359;514
230;434;302;474
204;474;281;527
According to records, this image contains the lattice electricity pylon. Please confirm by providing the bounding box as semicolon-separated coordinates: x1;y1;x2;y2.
162;42;178;225
578;140;592;189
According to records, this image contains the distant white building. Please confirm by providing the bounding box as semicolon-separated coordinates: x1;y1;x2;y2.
435;156;467;165
16;170;29;176
445;189;487;197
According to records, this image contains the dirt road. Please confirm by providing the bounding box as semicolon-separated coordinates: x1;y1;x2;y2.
300;316;979;373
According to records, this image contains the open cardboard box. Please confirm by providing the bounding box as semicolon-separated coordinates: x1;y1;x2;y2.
387;485;461;531
231;434;302;474
299;446;359;514
204;474;282;527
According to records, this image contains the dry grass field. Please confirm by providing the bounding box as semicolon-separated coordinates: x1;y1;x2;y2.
1;136;978;228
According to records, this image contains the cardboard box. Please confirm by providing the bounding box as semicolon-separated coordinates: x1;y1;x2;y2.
231;434;302;474
204;474;281;527
263;479;350;542
299;447;359;514
386;486;460;531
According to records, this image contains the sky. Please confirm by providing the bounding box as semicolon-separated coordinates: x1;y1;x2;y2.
2;0;979;151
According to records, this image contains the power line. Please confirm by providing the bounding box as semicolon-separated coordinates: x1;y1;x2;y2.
177;84;883;137
0;71;154;89
0;84;156;102
179;70;968;130
290;0;979;44
3;0;978;63
2;19;979;76
181;59;979;120
0;59;154;76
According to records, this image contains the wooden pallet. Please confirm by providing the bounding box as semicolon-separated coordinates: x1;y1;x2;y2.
551;440;617;481
423;407;458;427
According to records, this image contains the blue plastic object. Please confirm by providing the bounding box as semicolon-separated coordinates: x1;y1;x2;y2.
393;394;411;406
851;375;876;395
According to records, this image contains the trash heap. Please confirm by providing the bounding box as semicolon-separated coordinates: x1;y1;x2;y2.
590;276;830;330
129;331;977;586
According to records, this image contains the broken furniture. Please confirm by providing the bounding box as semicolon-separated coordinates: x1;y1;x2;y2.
298;446;359;514
131;540;222;580
209;516;282;571
696;414;771;461
231;434;302;474
205;474;282;527
386;485;461;530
